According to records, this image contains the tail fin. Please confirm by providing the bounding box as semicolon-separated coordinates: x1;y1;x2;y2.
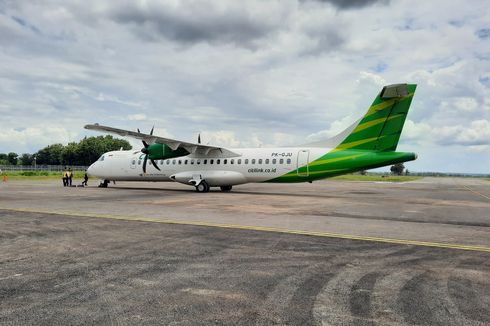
334;83;416;152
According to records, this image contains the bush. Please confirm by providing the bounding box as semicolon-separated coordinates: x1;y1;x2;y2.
19;171;50;176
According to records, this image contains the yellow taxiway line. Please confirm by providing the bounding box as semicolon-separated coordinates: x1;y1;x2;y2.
462;185;490;201
1;206;490;253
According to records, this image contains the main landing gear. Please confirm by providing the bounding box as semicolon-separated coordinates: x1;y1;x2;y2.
98;179;110;188
194;181;233;193
195;180;210;193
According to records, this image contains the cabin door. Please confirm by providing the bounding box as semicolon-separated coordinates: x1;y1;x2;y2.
297;150;309;177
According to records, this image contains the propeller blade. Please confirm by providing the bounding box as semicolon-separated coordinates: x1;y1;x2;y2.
142;154;148;173
142;140;149;148
150;126;154;135
137;128;141;133
150;159;161;171
198;133;201;144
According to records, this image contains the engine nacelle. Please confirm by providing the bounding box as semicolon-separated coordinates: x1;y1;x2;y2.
147;143;189;161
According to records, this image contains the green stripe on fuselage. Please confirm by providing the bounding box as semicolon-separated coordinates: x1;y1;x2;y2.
267;149;416;183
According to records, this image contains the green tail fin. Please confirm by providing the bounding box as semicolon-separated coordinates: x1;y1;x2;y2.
334;83;416;152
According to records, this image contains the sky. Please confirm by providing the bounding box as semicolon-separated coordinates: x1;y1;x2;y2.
0;0;489;173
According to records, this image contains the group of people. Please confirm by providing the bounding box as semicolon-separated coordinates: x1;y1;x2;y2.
62;168;89;187
62;168;73;187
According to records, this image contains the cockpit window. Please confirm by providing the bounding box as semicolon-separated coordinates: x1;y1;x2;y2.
98;155;105;162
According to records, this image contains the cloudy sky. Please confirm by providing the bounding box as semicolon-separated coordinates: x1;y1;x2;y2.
1;0;489;173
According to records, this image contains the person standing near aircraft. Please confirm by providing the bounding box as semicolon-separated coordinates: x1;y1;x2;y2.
82;170;88;186
62;167;68;187
68;168;73;186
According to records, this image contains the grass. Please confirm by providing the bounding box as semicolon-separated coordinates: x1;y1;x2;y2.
331;174;422;182
1;171;86;180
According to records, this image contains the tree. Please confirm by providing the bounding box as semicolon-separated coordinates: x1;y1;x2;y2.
77;135;131;165
7;152;18;165
20;153;34;165
35;144;64;165
25;136;131;166
61;142;79;165
0;153;8;165
390;163;405;176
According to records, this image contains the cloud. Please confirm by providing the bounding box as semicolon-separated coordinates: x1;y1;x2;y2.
105;1;287;47
127;114;147;121
0;127;78;153
306;0;389;10
200;131;241;147
0;0;489;173
435;120;490;146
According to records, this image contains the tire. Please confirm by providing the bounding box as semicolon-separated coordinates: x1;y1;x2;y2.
196;180;210;193
220;185;232;192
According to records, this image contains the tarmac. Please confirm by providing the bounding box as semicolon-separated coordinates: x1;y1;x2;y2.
0;177;489;325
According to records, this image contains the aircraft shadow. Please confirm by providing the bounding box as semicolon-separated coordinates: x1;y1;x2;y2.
97;185;341;199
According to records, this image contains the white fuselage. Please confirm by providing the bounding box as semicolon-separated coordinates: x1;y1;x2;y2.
87;147;329;186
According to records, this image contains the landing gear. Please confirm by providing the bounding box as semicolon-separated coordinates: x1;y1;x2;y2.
220;185;232;192
98;179;110;188
195;180;210;193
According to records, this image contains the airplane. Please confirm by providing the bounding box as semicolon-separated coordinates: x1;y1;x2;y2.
85;83;418;192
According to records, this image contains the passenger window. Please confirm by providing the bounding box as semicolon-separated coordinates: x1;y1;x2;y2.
132;159;136;165
265;159;269;164
172;159;176;165
258;159;262;164
238;159;241;164
160;160;164;165
191;159;195;165
138;160;141;165
166;160;170;165
252;159;256;164
217;159;220;164
185;160;188;164
230;159;234;164
245;159;249;164
204;159;207;164
287;158;291;164
178;160;182;165
210;159;214;164
280;159;284;164
197;159;201;165
272;158;276;164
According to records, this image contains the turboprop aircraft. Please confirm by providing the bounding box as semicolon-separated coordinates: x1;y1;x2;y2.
85;83;418;192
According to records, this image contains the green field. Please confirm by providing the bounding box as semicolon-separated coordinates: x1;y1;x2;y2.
1;171;86;180
330;175;422;182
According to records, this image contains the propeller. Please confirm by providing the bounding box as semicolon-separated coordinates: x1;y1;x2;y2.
138;126;160;173
198;133;201;144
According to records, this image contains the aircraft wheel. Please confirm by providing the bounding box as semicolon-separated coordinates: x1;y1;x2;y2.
220;185;232;192
196;180;210;193
99;180;109;188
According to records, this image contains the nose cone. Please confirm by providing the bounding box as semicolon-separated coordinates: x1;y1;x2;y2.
87;164;95;177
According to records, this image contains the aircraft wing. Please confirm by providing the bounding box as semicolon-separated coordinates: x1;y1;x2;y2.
84;124;240;157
